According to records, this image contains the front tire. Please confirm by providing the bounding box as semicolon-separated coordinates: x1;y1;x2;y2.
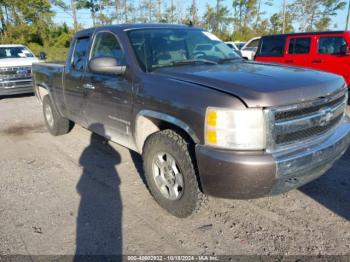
43;95;74;136
143;129;205;218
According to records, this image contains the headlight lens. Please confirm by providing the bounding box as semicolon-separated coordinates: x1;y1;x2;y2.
205;107;267;150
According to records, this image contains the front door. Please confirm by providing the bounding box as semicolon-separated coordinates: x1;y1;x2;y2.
82;31;133;147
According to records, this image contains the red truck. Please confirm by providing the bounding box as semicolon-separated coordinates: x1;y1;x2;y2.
255;31;350;87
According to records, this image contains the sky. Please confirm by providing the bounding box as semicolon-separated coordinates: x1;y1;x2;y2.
53;0;349;31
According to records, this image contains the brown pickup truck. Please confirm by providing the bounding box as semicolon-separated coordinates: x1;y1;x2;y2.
32;24;350;218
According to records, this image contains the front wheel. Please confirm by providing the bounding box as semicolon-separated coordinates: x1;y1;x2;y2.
143;129;206;218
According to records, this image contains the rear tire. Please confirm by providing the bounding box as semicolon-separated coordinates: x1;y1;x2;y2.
142;129;205;218
43;95;74;136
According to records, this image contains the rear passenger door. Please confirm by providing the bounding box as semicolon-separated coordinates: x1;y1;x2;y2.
284;36;313;67
64;35;92;126
311;34;350;81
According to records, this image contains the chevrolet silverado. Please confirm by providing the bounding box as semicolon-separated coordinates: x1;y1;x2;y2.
32;24;350;217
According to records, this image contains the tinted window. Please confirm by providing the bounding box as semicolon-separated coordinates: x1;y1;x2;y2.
72;37;90;71
288;38;311;54
259;37;285;56
91;32;125;64
318;36;347;54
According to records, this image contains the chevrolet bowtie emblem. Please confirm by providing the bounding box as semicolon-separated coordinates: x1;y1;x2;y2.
319;109;333;126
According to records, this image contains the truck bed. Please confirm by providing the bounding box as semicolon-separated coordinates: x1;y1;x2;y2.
32;62;65;103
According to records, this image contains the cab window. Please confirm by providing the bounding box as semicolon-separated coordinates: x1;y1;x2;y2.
91;31;125;64
259;37;285;56
71;37;90;71
288;37;311;54
318;36;347;55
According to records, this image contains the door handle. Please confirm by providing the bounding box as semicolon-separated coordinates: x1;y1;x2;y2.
312;60;322;63
83;83;95;90
285;60;294;63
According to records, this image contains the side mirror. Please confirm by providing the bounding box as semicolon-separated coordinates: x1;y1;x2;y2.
88;57;126;75
340;44;350;55
39;51;47;60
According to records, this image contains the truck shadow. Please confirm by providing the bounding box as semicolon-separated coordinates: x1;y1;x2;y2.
75;123;122;259
0;93;34;100
299;148;350;221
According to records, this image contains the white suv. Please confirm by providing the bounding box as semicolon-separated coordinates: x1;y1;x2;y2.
0;45;40;96
240;37;261;60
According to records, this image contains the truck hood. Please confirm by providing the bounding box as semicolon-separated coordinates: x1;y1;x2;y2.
0;57;40;68
154;61;346;108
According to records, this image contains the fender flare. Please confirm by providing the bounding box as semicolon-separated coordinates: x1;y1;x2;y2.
135;110;200;152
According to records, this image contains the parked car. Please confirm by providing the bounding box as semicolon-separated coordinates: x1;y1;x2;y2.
235;41;246;50
255;31;350;88
0;45;42;96
225;41;242;56
240;37;261;60
32;24;350;218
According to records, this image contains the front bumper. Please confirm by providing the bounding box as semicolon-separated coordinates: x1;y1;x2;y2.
195;117;350;199
0;79;33;96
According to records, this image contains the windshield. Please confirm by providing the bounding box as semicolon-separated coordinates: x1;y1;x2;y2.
127;28;240;71
0;46;35;59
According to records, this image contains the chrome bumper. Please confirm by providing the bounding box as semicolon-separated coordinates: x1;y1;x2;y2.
271;116;350;194
0;79;33;96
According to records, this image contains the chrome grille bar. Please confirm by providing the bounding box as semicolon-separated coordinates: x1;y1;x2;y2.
266;88;348;153
0;66;32;80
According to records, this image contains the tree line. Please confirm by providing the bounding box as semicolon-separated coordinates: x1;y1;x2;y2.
0;0;347;60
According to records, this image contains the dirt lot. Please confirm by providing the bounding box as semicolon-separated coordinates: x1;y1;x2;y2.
0;94;349;256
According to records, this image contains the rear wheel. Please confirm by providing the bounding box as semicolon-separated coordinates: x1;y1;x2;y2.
43;95;74;136
143;129;205;218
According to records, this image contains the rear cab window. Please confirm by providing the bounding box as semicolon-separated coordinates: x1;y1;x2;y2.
288;37;311;54
71;37;90;71
317;36;347;55
257;36;286;56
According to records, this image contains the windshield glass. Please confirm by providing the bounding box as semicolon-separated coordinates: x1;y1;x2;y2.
127;28;240;71
0;46;35;59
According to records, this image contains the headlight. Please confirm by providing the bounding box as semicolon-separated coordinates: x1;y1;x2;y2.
205;107;267;150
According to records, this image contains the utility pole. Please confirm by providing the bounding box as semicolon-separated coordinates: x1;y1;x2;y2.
216;0;220;32
282;0;287;33
171;0;174;23
192;0;196;25
346;0;350;30
157;0;161;21
71;0;78;32
124;0;128;23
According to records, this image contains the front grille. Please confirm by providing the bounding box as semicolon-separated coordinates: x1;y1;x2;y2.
0;66;32;81
275;95;345;121
275;113;343;144
267;89;347;152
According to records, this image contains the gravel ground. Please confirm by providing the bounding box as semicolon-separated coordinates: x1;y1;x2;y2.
0;94;349;257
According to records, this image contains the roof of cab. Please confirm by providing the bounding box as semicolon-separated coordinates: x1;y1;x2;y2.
74;23;199;37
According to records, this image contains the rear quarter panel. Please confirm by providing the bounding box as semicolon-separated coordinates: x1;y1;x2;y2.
32;63;66;114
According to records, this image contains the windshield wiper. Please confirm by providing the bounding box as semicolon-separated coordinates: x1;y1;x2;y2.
217;57;242;64
153;59;218;69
